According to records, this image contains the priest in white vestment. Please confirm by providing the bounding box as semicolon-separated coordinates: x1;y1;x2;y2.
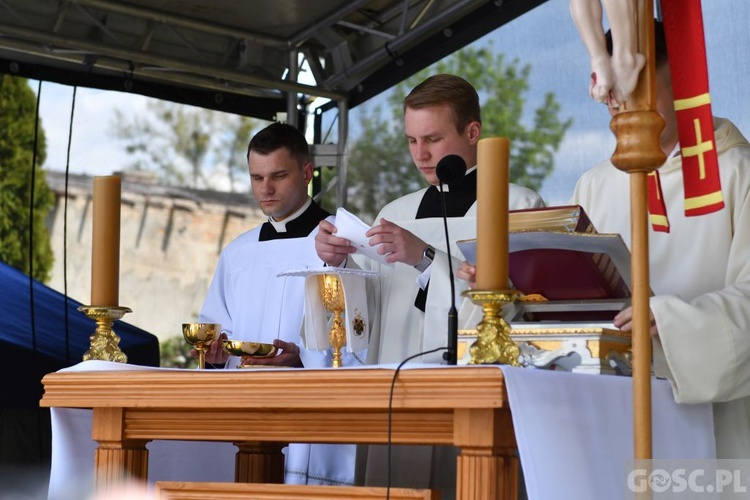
199;122;359;486
571;23;750;460
315;74;543;498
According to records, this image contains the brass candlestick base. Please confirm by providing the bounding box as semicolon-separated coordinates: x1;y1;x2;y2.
462;290;521;366
79;305;132;363
319;274;346;368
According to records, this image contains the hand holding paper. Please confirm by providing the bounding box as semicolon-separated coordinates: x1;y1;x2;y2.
334;208;392;265
315;219;355;267
365;218;428;267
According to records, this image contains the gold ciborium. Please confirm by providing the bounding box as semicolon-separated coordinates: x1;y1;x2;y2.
182;323;220;369
463;289;521;366
318;273;346;368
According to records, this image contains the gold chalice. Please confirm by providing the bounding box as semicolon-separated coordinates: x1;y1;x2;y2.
182;323;220;369
318;273;346;368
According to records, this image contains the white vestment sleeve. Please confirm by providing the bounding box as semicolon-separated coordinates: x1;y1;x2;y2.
650;152;750;404
199;252;234;336
570;118;750;459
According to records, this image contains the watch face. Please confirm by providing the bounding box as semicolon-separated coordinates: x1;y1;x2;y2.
415;246;436;272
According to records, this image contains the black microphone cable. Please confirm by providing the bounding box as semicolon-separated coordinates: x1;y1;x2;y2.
435;154;466;365
385;346;448;500
63;86;77;363
29;80;43;466
384;154;466;496
438;180;458;365
29;80;41;366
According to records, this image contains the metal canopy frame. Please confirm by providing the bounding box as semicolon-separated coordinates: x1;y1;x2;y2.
0;0;548;205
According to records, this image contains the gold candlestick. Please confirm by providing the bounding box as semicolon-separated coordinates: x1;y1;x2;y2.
463;290;521;366
79;305;131;363
318;274;346;368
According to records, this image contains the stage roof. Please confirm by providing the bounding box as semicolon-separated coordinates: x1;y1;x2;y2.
0;0;548;120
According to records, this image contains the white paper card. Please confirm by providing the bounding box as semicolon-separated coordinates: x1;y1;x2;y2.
334;207;391;264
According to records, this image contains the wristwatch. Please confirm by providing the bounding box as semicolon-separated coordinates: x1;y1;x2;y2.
414;245;436;273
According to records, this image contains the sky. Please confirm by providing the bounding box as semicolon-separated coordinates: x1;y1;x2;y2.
32;0;750;206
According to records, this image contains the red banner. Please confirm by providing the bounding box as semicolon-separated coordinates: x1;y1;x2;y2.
661;0;724;217
648;171;670;232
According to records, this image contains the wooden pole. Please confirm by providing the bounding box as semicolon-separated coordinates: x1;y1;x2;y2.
608;1;666;463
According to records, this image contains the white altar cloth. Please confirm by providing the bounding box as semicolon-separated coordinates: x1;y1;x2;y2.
46;361;715;500
48;362;237;500
502;366;715;500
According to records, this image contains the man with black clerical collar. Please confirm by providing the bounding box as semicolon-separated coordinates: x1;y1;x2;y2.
314;74;544;497
200;122;331;370
316;74;544;366
199;122;360;487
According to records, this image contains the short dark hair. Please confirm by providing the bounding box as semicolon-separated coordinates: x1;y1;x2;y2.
403;74;481;133
605;20;668;69
247;122;310;167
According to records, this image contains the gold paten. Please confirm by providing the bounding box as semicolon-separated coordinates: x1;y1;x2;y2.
222;340;278;358
462;289;522;366
182;323;220;369
79;305;132;363
319;274;346;368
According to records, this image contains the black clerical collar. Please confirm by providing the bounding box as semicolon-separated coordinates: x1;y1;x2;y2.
416;168;477;219
258;199;330;241
268;198;312;233
438;165;477;192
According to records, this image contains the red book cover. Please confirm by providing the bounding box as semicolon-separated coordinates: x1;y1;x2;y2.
458;205;633;321
509;234;631;301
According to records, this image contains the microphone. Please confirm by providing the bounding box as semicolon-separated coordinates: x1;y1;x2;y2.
436;154;467;186
435;154;466;365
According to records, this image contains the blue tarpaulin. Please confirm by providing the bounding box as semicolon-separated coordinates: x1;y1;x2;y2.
0;260;160;408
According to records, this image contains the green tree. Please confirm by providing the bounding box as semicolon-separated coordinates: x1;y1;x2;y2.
112;101;263;191
159;335;198;368
0;75;54;281
345;44;573;220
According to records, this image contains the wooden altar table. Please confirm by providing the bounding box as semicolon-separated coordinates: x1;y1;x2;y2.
40;366;516;500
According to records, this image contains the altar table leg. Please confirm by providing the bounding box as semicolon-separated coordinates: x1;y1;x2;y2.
234;441;286;483
455;409;518;500
91;408;150;493
457;448;519;499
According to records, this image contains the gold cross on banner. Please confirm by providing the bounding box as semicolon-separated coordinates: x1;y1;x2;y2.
682;118;714;180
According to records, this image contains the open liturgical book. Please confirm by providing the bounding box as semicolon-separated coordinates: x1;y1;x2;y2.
458;205;636;321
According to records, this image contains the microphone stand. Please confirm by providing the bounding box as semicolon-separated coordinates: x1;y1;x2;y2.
439;181;458;365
